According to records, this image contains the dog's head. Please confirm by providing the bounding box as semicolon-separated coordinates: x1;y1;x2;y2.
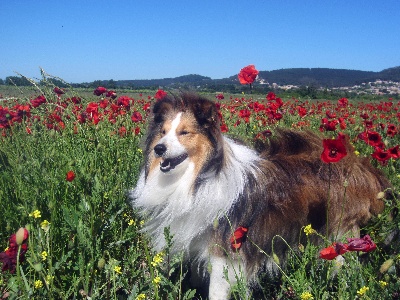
144;93;223;179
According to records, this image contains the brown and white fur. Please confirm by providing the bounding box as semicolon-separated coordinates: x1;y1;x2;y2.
131;93;390;299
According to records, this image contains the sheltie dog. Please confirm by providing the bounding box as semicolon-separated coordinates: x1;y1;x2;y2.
131;93;391;299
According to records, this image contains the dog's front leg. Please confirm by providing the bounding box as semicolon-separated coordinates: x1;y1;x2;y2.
209;255;232;300
209;254;246;300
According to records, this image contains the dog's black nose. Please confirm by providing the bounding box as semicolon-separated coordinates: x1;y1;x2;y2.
154;144;167;156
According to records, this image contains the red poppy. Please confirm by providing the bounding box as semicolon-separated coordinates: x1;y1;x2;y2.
0;228;29;273
131;111;143;123
143;102;151;112
238;65;259;85
297;106;307;118
365;131;382;146
338;97;348;107
346;235;376;253
371;148;392;164
266;92;276;100
93;86;107;96
106;90;117;99
30;95;47;108
118;126;127;137
320;118;339;132
216;93;224;100
238;109;251;119
220;123;229;133
86;102;99;115
116;96;131;109
326;110;336;119
321;136;347;163
134;126;141;135
387;124;398;137
388;145;400;159
155;89;167;100
230;226;248;250
53;87;65;95
319;244;338;260
273;112;283;121
70;96;81;104
99;99;109;109
334;242;349;255
66;170;75;182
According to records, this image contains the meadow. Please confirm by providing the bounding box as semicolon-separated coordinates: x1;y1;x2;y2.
0;78;399;299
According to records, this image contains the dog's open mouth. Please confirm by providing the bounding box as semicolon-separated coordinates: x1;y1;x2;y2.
160;153;188;172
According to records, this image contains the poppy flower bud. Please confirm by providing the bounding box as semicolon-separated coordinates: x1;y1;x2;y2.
272;253;280;265
33;262;43;272
66;171;75;182
15;227;29;245
379;258;394;274
97;258;106;269
377;192;385;199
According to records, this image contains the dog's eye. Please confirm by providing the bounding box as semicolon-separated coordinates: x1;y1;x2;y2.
179;130;189;136
161;129;166;135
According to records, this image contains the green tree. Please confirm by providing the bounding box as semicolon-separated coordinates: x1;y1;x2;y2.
5;76;32;86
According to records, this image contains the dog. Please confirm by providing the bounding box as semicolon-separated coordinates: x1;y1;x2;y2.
131;92;391;299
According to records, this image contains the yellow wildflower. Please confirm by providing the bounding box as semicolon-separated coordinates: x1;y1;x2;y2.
153;276;161;285
34;280;43;289
128;219;135;226
357;286;369;296
354;150;360;156
300;291;314;300
114;265;122;274
29;210;41;219
41;251;48;261
45;274;54;285
135;294;146;300
40;220;50;232
151;252;164;267
379;281;388;288
304;224;316;236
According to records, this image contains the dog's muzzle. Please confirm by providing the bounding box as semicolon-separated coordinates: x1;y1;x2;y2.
154;144;188;173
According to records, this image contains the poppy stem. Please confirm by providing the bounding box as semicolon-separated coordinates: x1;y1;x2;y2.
16;244;21;282
335;180;348;241
326;163;331;239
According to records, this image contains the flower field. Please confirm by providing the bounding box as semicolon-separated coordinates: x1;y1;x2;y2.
0;80;400;299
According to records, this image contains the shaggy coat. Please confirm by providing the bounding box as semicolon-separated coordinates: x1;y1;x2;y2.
131;93;391;300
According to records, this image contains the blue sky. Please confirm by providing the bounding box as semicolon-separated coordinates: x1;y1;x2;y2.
1;1;399;83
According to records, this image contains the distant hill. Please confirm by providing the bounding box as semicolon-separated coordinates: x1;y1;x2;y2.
225;67;400;87
112;74;213;88
40;66;391;91
105;66;400;89
4;66;400;89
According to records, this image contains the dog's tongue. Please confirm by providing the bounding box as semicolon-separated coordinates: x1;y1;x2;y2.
160;154;188;173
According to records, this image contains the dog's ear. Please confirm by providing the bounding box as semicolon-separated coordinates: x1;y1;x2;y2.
193;98;219;129
152;98;173;124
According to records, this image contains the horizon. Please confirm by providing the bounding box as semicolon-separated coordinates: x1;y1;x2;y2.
2;1;400;83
